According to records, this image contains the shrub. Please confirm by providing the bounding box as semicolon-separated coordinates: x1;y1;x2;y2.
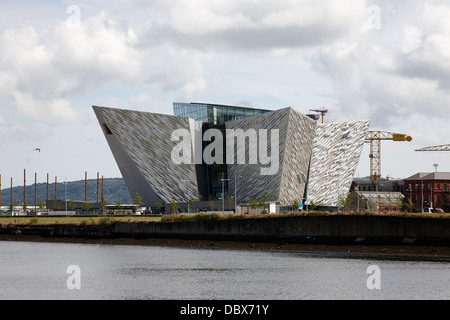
98;217;115;226
28;218;39;225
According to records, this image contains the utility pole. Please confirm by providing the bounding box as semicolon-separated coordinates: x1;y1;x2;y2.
34;173;37;212
85;171;87;202
234;165;237;213
11;178;13;213
24;169;26;210
220;172;229;215
97;172;99;204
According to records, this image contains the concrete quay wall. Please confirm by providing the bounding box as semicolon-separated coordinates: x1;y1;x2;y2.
111;215;450;245
3;215;448;246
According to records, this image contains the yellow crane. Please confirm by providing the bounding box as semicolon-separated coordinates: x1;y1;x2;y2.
309;108;328;124
416;144;450;152
366;131;412;180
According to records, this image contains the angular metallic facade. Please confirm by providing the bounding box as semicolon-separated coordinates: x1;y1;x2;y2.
93;106;199;206
93;104;370;210
225;108;316;206
306;120;371;207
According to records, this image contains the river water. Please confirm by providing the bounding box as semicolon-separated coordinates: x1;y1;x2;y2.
0;241;448;300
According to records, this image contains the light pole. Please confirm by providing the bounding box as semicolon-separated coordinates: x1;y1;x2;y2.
430;182;433;210
220;172;229;215
181;179;189;214
421;178;424;213
357;176;360;213
234;165;237;213
65;177;67;215
234;165;242;213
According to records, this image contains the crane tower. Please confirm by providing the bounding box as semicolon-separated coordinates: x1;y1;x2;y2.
309;108;328;124
366;131;412;180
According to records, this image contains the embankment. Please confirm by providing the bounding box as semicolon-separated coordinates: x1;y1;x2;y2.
1;214;450;246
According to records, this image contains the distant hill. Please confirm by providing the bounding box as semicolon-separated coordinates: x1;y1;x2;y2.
0;177;132;206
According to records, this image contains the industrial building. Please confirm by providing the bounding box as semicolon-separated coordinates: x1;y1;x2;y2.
93;103;370;213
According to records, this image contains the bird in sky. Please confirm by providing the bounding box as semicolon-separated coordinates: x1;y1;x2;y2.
33;148;41;152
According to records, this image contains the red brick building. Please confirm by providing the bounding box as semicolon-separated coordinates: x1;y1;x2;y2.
404;172;450;213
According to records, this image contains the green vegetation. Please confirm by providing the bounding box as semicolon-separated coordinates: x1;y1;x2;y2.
160;210;450;223
1;210;449;227
0;215;162;226
1;178;132;207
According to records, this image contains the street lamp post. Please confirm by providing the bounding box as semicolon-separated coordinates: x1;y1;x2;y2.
220;173;229;215
431;182;433;210
181;179;189;214
234;165;242;214
65;177;68;215
421;178;424;213
234;165;237;213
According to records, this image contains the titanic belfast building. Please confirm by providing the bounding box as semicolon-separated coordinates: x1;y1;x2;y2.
93;102;370;212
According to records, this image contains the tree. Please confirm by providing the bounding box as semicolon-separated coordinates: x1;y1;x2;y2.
309;201;323;211
133;193;143;213
154;202;162;214
82;202;91;213
67;201;76;211
38;199;46;213
225;192;233;211
98;199;107;214
170;200;179;214
292;200;300;212
187;196;196;214
208;196;215;212
54;201;61;211
400;197;414;212
258;191;269;213
249;198;258;214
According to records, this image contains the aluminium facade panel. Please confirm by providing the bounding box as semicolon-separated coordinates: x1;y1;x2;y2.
93;106;199;206
306;120;371;207
226;108;316;206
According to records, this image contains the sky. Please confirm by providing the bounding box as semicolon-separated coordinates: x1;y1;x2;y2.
1;0;450;188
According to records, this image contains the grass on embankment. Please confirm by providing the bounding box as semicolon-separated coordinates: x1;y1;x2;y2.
1;211;449;226
160;210;450;222
0;215;162;226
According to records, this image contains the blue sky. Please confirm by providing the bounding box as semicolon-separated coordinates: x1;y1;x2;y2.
1;0;450;187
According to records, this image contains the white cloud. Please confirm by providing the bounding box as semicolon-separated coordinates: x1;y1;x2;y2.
145;45;209;101
400;26;423;54
307;0;450;128
0;10;143;125
0;115;51;142
143;0;367;50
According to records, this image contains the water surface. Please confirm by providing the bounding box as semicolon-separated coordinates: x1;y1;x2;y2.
0;241;448;300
